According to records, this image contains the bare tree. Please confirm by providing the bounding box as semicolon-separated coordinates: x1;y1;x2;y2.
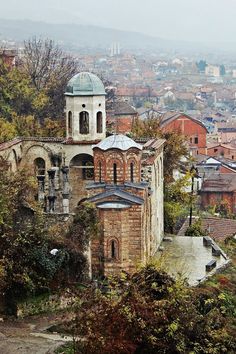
22;37;80;119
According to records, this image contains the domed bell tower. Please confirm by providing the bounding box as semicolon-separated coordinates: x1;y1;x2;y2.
65;72;106;141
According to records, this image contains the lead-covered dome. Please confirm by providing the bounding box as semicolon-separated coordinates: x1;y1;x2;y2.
65;72;105;96
93;134;142;151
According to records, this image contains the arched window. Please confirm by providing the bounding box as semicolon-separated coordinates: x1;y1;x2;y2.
96;111;103;133
113;163;117;184
130;162;134;183
68;111;72;136
34;157;45;175
79;111;89;134
110;239;118;259
70;154;94;180
99;161;102;183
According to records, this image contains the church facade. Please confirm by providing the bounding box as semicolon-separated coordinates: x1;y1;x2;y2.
0;72;165;277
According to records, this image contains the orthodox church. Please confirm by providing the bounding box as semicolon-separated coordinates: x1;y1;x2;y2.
0;72;165;277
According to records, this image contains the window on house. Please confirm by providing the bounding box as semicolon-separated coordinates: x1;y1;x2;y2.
232;156;234;160
79;111;89;134
113;163;117;184
194;137;198;144
214;148;218;153
190;137;192;143
68;111;72;136
97;111;103;133
130;162;134;183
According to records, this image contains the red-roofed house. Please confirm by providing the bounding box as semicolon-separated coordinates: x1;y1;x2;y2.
160;112;208;155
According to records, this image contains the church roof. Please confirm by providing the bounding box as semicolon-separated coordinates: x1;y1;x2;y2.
65;72;105;96
87;189;144;205
93;134;142;151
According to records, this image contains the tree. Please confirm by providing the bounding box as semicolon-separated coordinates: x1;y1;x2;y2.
164;173;192;233
69;264;236;354
132;117;189;182
0;59;48;121
22;37;80;120
0;159;87;314
185;218;207;236
0;118;17;142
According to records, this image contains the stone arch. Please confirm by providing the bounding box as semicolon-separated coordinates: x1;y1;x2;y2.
23;144;52;174
69;153;94;211
79;111;89;134
70;153;94;180
34;157;46;175
11;149;18;172
24;143;52;156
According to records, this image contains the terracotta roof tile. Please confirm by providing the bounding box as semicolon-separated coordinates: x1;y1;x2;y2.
178;217;236;241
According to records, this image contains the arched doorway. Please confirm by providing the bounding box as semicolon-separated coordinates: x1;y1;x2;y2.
69;154;94;210
34;157;46;175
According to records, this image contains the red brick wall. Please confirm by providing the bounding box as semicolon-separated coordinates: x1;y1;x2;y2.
162;115;207;153
93;148;141;184
91;205;144;276
207;146;236;160
201;191;235;213
219;165;236;173
107;114;137;134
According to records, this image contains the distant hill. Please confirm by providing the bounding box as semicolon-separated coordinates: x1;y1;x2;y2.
0;18;193;52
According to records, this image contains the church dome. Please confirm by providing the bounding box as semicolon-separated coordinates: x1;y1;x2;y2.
93;134;143;151
65;72;105;96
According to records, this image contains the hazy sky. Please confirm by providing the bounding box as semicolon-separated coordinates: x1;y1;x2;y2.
1;0;236;43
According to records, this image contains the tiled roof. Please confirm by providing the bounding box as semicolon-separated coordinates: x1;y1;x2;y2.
0;137;64;151
178;217;236;241
201;173;236;192
0;138;22;151
107;101;137;115
143;138;166;150
160;112;208;132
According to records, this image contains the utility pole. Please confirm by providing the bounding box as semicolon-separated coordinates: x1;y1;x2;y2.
189;165;198;227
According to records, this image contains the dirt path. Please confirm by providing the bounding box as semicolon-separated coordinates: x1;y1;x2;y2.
0;314;70;354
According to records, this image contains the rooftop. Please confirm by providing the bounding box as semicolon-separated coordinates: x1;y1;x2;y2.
201;173;236;192
107;101;137;115
65;72;105;96
178;217;236;241
93;134;142;151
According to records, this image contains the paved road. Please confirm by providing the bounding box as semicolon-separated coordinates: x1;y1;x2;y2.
0;315;70;354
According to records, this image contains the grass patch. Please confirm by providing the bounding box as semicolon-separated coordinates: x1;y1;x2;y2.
55;342;76;354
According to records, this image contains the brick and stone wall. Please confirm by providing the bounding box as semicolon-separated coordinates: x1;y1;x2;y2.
93;147;141;184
